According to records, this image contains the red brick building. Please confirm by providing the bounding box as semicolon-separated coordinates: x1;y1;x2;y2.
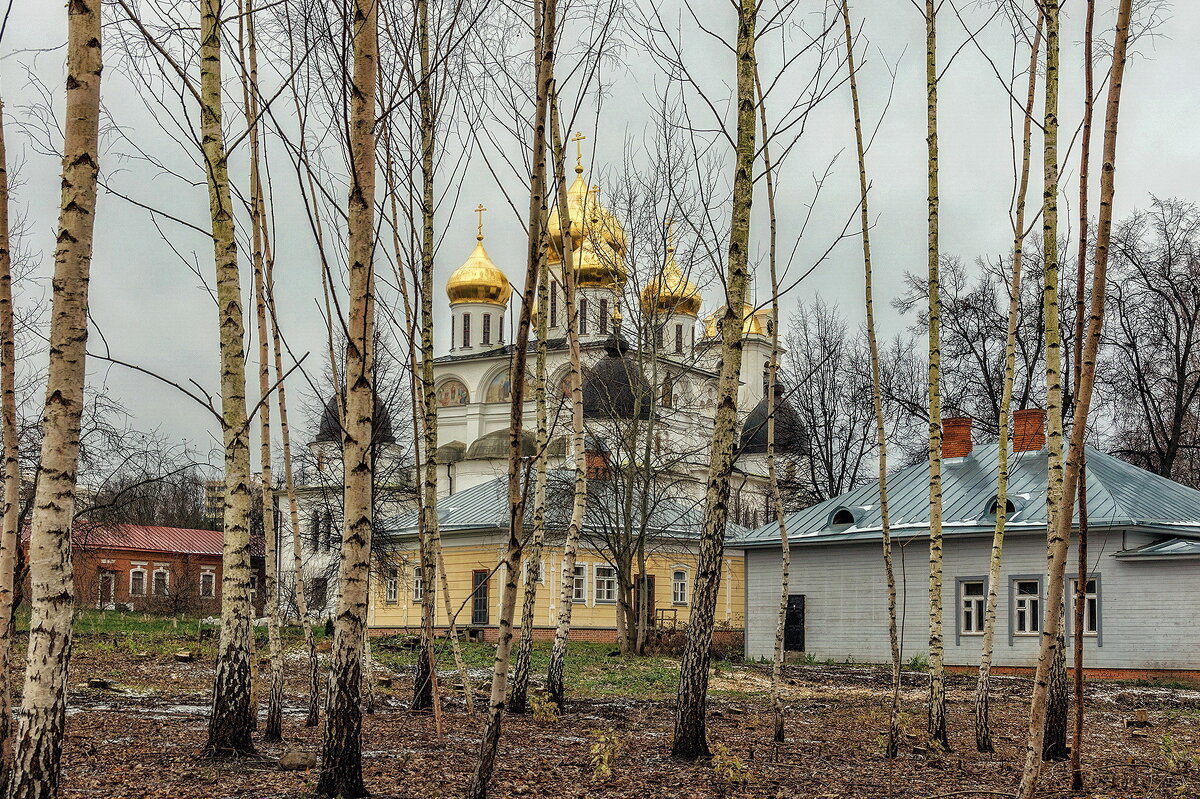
24;523;266;616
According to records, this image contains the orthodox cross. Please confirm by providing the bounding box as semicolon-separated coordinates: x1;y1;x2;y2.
475;203;486;240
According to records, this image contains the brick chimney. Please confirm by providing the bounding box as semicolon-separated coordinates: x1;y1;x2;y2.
1012;407;1047;452
942;417;973;458
585;449;609;480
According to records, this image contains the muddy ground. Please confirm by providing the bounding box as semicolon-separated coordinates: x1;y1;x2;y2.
52;642;1200;798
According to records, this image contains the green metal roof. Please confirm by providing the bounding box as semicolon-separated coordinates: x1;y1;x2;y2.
736;443;1200;548
1114;537;1200;559
381;470;749;542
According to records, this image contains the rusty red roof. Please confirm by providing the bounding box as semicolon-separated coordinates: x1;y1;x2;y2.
23;522;265;559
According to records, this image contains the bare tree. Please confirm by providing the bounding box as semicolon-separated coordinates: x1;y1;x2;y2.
0;95;18;796
7;0;103;795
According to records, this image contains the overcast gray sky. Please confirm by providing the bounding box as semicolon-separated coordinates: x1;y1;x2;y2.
1;1;1195;471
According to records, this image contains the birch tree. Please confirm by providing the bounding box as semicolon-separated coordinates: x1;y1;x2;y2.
316;0;377;793
544;104;588;711
0;96;17;797
671;0;757;760
1017;0;1134;794
466;0;555;790
201;0;256;757
6;1;102;795
975;7;1042;754
839;0;902;757
923;0;949;751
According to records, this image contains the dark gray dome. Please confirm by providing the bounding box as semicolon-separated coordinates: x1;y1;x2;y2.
465;428;536;460
314;395;396;445
739;383;804;454
547;433;610;459
434;440;467;464
582;338;653;420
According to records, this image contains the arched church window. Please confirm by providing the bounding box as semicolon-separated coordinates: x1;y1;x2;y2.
660;374;674;409
482;314;492;345
675;324;684;354
599;299;609;334
462;313;471;348
550;282;559;328
579;298;589;335
484;370;513;403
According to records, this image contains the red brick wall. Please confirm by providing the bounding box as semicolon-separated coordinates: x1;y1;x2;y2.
24;545;266;617
370;625;745;647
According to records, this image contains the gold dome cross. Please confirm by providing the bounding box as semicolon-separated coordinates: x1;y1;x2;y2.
475;203;487;241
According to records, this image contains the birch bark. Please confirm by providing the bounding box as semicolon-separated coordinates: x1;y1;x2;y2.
202;0;256;756
671;0;757;760
7;1;102;794
0;97;18;796
316;0;376;793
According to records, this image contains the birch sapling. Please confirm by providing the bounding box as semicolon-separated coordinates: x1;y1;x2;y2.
1017;1;1133;795
544;108;588;711
466;0;556;792
202;0;257;756
7;1;102;795
316;0;377;793
975;9;1042;755
509;240;551;715
924;0;949;751
839;0;902;757
0;97;18;796
671;0;757;760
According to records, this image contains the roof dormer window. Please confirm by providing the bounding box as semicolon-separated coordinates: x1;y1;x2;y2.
828;507;856;532
984;495;1017;521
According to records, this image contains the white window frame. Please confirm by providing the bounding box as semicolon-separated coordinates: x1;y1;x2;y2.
572;563;588;604
1067;574;1102;645
672;568;688;606
129;566;147;597
152;565;170;597
593;564;617;604
1010;576;1043;641
199;569;216;598
385;569;399;604
411;567;423;603
956;577;987;643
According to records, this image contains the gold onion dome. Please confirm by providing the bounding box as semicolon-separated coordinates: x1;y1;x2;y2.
641;227;701;317
702;303;772;337
546;133;627;263
572;234;627;290
447;205;512;307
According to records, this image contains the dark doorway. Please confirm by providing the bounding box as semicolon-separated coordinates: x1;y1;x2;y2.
784;594;805;651
472;570;490;626
634;574;656;629
98;571;115;608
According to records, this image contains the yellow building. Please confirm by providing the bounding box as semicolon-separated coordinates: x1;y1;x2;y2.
369;473;746;642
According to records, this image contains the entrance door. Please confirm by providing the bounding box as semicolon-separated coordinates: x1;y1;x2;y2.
472;570;490;626
634;574;656;628
783;594;805;651
98;571;115;609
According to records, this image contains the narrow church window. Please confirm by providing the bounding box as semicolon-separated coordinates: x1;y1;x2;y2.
482;313;492;345
655;327;664;348
579;298;588;335
499;315;504;343
550;282;559;328
462;314;471;347
599;299;609;334
675;324;684;353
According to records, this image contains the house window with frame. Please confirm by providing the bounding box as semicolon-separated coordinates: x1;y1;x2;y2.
482;314;492;345
412;567;423;603
385;569;399;604
152;567;170;597
1013;578;1041;635
960;580;985;635
672;570;688;605
579;298;588;335
599;299;609;334
1070;577;1099;636
130;567;147;597
594;565;617;603
462;313;471;348
572;564;587;603
200;570;216;598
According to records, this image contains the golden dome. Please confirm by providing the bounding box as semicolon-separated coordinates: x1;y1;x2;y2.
571;235;627;290
640;234;701;317
447;238;511;307
546;147;627;264
702;304;773;338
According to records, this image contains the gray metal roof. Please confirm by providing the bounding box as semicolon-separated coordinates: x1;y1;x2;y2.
736;443;1200;547
1114;537;1200;559
381;470;749;542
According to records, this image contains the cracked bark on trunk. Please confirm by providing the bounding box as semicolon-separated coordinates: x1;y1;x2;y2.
7;1;102;795
0;96;18;796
